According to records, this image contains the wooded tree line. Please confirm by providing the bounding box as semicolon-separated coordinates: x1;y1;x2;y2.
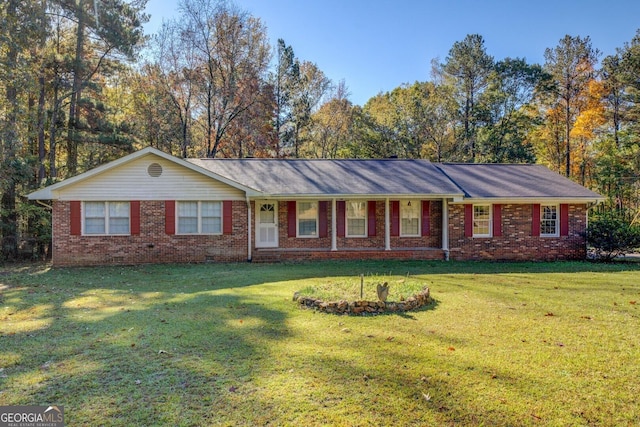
1;0;639;259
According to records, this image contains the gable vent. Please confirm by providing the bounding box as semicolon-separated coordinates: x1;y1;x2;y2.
147;163;163;177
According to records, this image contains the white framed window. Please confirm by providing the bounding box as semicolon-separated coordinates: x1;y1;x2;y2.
177;201;222;234
473;205;492;237
540;204;559;237
297;201;318;237
84;201;130;235
400;200;420;237
346;200;367;237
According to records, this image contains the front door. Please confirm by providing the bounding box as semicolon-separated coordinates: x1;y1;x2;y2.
256;201;278;248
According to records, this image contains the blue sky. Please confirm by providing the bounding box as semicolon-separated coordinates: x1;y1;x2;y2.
143;0;640;106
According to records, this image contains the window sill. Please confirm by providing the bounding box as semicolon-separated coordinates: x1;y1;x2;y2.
82;234;131;237
176;233;223;236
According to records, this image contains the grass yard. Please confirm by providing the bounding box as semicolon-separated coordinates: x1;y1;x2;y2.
1;260;640;426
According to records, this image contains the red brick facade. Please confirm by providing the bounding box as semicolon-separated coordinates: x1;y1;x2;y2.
448;203;588;261
52;200;248;266
51;199;589;266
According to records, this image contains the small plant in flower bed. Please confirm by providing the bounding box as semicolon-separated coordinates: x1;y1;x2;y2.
297;274;429;302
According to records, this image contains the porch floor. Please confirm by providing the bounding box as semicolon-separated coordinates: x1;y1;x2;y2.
251;247;447;263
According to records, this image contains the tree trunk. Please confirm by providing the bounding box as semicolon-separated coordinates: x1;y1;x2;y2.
67;0;86;176
1;0;20;259
565;101;571;178
37;71;47;184
49;73;62;179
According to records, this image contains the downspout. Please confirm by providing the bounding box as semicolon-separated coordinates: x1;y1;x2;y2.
246;195;252;262
442;198;450;261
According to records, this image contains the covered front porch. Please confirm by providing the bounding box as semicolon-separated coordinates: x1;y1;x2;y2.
247;197;452;262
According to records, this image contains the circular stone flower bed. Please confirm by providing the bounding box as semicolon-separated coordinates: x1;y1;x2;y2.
293;287;431;315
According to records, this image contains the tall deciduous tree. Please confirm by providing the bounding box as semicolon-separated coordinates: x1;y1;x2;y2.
476;57;550;163
570;80;607;185
179;0;270;158
599;29;640;212
151;20;198;157
543;35;600;177
288;61;331;157
303;80;354;158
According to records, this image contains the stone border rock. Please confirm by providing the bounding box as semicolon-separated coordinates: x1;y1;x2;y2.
293;287;431;315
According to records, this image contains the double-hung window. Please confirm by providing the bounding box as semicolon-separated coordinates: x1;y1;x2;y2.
84;201;130;235
400;200;420;236
177;201;222;234
540;204;558;236
297;201;318;237
473;205;491;237
346;201;367;237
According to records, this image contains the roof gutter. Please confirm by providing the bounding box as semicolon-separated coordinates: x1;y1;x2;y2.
448;197;606;205
248;193;465;200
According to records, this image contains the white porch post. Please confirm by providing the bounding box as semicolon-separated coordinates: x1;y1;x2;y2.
246;196;252;261
385;198;391;251
331;198;337;251
442;198;449;260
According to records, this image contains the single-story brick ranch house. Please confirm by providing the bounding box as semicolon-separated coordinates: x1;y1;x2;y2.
28;147;604;266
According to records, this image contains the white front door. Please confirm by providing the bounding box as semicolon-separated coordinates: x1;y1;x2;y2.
256;202;278;248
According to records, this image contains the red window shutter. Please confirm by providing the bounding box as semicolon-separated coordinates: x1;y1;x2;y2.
492;204;502;237
391;201;400;237
336;201;346;237
223;201;233;235
287;201;296;237
70;201;81;235
532;204;541;237
130;201;141;235
560;204;569;236
464;204;473;238
165;200;175;235
318;201;328;238
421;200;431;237
368;201;376;237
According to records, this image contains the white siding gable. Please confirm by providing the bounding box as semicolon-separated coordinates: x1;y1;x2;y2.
54;153;246;201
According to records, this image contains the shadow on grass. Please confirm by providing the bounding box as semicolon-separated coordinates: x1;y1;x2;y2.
0;276;292;425
2;259;639;424
4;258;640;293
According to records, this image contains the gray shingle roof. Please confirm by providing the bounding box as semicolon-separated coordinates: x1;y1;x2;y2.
436;163;603;200
188;158;464;197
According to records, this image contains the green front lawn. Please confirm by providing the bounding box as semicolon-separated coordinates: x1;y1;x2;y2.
1;260;639;426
